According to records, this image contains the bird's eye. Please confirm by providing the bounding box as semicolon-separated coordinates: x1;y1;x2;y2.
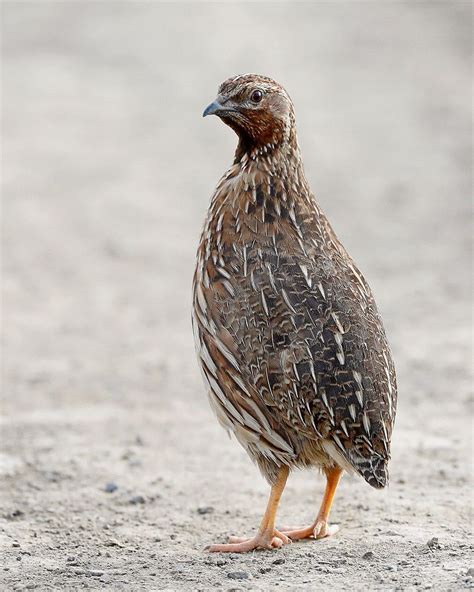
250;89;263;104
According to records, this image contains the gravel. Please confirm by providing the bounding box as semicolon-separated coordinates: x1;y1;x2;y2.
1;2;471;591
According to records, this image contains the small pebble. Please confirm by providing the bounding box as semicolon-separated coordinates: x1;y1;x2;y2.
273;558;285;565
426;537;441;550
12;542;20;547
104;482;118;494
129;495;145;505
197;506;214;515
227;571;249;580
8;509;24;519
362;551;374;560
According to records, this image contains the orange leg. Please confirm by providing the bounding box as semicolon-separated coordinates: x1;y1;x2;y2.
207;465;291;553
281;467;343;540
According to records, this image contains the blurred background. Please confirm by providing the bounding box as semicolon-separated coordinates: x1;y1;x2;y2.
1;2;472;590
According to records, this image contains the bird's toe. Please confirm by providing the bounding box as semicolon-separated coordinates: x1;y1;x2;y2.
314;521;339;539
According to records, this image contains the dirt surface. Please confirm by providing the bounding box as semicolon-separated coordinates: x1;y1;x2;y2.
1;2;472;591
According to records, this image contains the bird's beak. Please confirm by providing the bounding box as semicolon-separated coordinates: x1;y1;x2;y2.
203;99;237;118
202;100;223;118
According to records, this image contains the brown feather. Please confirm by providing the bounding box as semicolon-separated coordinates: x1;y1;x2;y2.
193;74;397;488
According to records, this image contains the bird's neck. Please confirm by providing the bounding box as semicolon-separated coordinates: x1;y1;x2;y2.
203;134;326;258
208;133;316;238
234;124;300;167
232;135;308;197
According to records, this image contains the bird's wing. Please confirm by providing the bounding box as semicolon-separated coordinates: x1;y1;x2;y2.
250;246;397;488
192;278;297;467
193;236;397;488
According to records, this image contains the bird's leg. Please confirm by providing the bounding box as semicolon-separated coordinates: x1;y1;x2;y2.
281;467;342;540
206;465;291;553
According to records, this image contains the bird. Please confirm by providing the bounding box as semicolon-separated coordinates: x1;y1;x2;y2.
192;74;397;553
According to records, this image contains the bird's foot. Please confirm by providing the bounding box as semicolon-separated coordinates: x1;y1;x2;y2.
280;519;339;541
206;529;291;553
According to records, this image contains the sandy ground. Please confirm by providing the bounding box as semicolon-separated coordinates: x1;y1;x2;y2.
1;2;472;590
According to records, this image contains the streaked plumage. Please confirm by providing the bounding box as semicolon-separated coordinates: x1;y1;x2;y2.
193;74;397;552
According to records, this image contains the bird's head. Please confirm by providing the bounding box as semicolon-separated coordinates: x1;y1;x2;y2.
203;74;296;157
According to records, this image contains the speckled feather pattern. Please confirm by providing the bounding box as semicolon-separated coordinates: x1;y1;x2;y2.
193;75;397;488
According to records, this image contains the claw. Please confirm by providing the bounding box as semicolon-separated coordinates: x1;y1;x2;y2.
314;521;339;539
207;529;292;553
274;529;292;545
280;520;339;541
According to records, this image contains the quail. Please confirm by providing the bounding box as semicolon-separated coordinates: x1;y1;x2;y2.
192;74;397;553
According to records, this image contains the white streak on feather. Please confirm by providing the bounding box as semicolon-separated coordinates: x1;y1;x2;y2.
266;263;277;292
200;341;217;377
227;369;251;397
217;266;231;279
261;289;269;316
340;419;349;438
250;270;258;292
381;418;389;442
263;430;294;455
348;404;357;421
309;360;316;382
331;312;344;334
318;282;326;299
240;409;262;434
296;404;305;424
332;434;345;452
299;263;312;288
334;332;345;365
222;280;235;297
246;398;272;432
353;370;364;407
281;288;296;313
214;337;240;372
349;262;370;297
362;412;371;436
196;283;207;313
321;390;334;421
206;373;243;424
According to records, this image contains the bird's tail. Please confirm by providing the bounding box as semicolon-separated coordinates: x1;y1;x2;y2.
352;453;389;489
